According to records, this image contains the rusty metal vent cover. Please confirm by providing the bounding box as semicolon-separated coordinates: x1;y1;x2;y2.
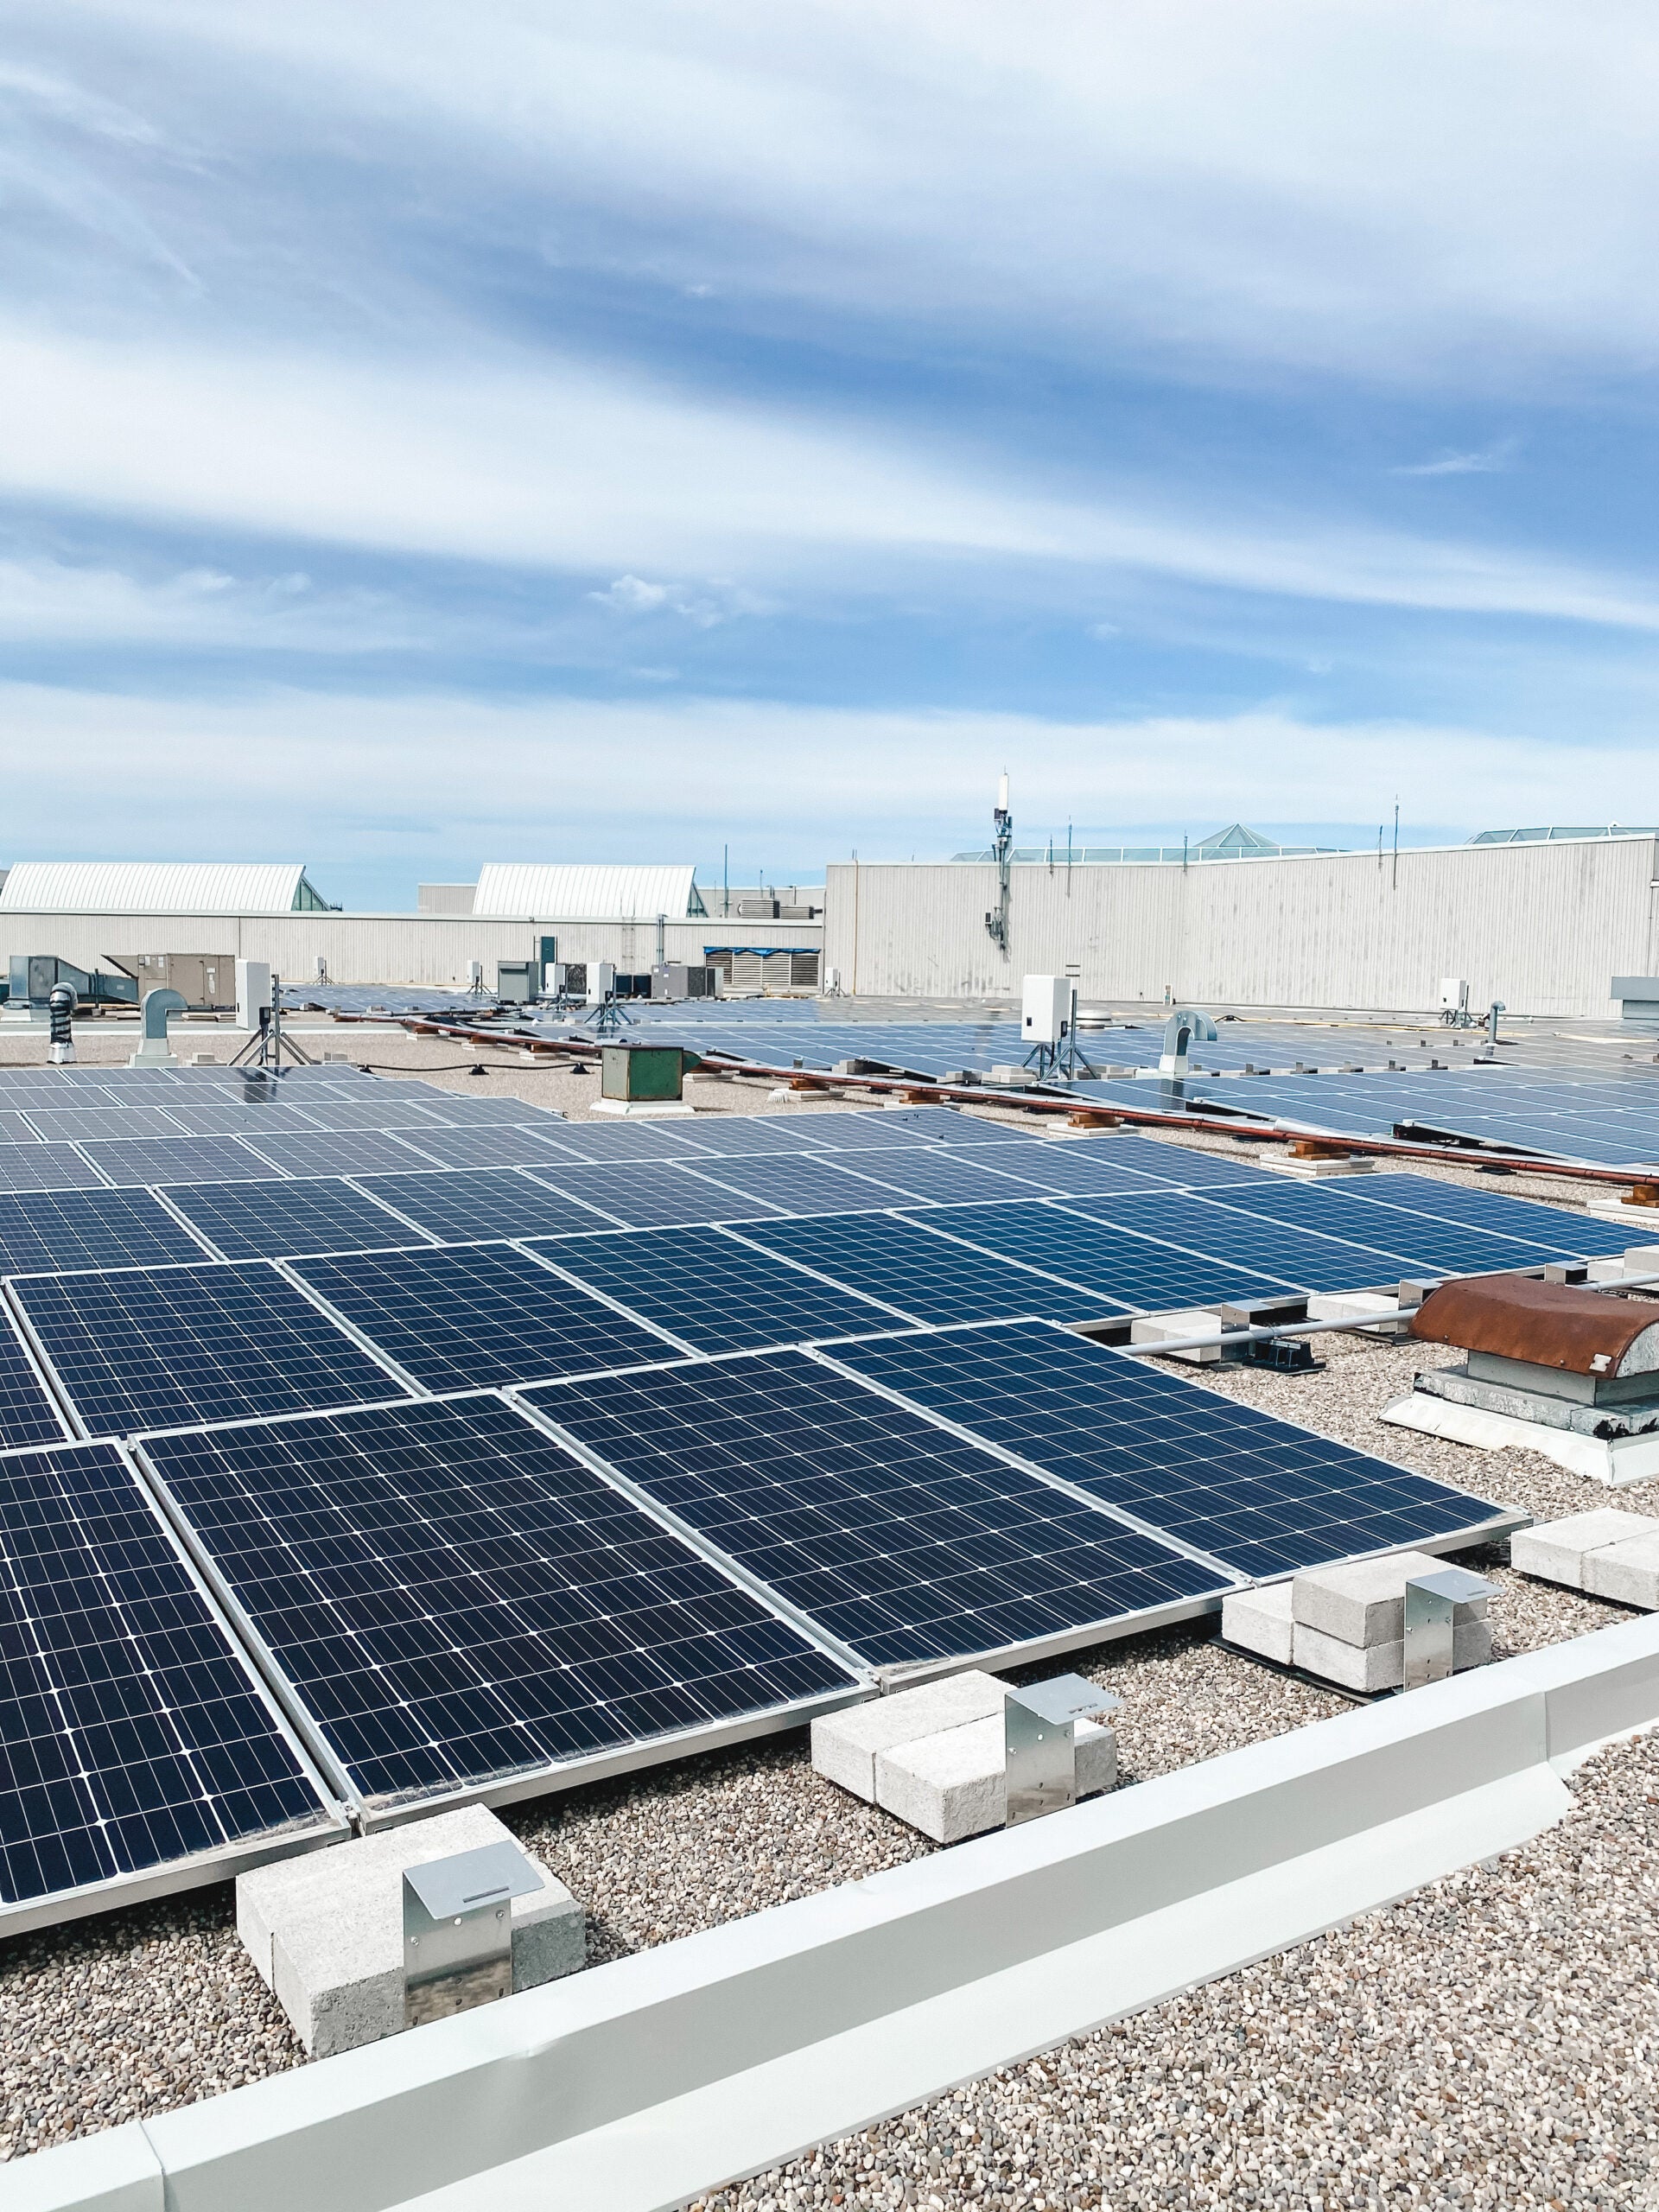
1409;1273;1659;1376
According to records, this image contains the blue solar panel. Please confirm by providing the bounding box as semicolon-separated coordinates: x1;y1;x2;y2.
859;1106;1032;1146
10;1262;407;1436
139;1396;856;1808
0;1310;68;1447
163;1178;436;1262
1058;1190;1427;1294
825;1149;1059;1207
0;1187;209;1277
149;1102;337;1140
0;1146;112;1193
1193;1180;1567;1276
525;1352;1229;1668
537;1226;908;1353
379;1125;577;1172
1325;1173;1643;1258
290;1243;677;1390
730;1212;1126;1326
530;1161;785;1228
1032;1132;1281;1190
269;1096;454;1135
826;1322;1514;1580
0;1111;45;1146
663;1116;830;1160
914;1202;1273;1313
779;1111;938;1153
23;1106;189;1143
684;1155;902;1217
74;1137;281;1188
948;1143;1184;1201
527;1121;706;1166
243;1131;438;1178
354;1168;618;1243
0;1440;335;1916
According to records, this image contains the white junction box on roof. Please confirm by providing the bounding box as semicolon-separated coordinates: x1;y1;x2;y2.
1021;974;1073;1047
586;960;617;1004
1439;976;1470;1015
235;959;271;1029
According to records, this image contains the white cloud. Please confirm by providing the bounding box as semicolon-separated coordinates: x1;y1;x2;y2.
1394;441;1519;478
588;574;759;626
0;554;416;650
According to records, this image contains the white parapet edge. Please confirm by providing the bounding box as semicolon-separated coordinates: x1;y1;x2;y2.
12;1614;1659;2212
1380;1389;1659;1487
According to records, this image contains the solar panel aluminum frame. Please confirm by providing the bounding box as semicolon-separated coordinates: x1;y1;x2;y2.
0;1300;73;1446
0;1438;347;1940
129;1392;870;1833
514;1349;1237;1694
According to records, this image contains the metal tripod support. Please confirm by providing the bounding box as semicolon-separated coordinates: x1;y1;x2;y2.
229;972;315;1071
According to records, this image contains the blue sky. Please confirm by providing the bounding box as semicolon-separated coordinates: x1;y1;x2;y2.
5;2;1659;908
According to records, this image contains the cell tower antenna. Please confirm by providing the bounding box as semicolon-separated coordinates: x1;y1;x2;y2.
985;770;1013;954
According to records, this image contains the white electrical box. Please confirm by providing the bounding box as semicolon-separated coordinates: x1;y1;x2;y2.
586;960;617;1004
235;959;271;1030
467;959;484;991
1438;977;1470;1014
543;962;566;995
1021;974;1073;1046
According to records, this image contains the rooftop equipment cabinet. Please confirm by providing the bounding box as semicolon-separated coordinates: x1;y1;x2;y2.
1021;974;1073;1047
585;961;617;1007
1439;977;1471;1026
600;1042;703;1103
7;954;137;1010
236;959;272;1032
495;960;538;1002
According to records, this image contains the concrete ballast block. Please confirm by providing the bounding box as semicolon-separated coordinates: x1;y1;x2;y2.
1510;1509;1659;1592
874;1713;1116;1844
1583;1533;1659;1611
1293;1618;1492;1694
1293;1549;1488;1648
1128;1309;1227;1363
236;1803;583;2059
810;1671;1008;1801
1221;1580;1295;1666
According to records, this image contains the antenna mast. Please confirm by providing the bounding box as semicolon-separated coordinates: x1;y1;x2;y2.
985;771;1013;953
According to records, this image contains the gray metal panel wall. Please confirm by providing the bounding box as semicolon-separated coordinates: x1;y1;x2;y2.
822;837;1659;1017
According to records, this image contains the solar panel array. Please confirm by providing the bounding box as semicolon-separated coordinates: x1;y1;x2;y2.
0;1058;1561;1928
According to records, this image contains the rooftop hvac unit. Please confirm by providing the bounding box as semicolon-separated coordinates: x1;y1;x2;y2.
496;961;537;1002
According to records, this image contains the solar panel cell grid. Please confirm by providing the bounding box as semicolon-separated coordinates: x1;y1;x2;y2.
384;1125;577;1172
528;1352;1228;1667
529;1161;785;1228
10;1262;408;1437
353;1169;617;1243
0;1112;45;1146
0;1146;111;1194
827;1150;1056;1206
1194;1181;1566;1276
0;1440;334;1911
139;1396;856;1808
684;1155;905;1217
244;1131;438;1178
0;1312;68;1447
1058;1191;1422;1294
74;1138;279;1189
826;1322;1509;1580
290;1243;677;1390
1330;1173;1641;1257
23;1107;188;1143
913;1202;1270;1313
730;1212;1124;1325
163;1178;437;1262
528;1122;706;1166
0;1188;208;1277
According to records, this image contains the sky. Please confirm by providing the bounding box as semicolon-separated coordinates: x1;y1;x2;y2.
5;2;1659;907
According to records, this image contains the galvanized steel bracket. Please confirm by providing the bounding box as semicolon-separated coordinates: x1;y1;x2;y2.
1004;1674;1122;1827
402;1840;543;2030
1403;1566;1497;1692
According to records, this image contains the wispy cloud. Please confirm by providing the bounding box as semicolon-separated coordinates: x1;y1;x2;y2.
1393;439;1520;478
588;575;762;626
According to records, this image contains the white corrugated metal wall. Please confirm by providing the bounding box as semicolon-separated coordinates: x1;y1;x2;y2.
823;838;1659;1016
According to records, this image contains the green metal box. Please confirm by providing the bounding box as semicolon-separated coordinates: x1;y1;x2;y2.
601;1043;701;1101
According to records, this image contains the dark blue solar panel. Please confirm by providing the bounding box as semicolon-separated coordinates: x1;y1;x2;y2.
378;1093;552;1128
1194;1180;1566;1276
537;1226;906;1353
780;1111;938;1153
684;1156;902;1217
914;1202;1272;1313
1327;1173;1642;1258
149;1102;338;1140
0;1187;208;1277
243;1131;437;1178
268;1096;453;1135
10;1262;407;1437
354;1168;617;1243
378;1125;577;1172
140;1396;855;1808
163;1178;435;1262
23;1106;189;1143
827;1322;1512;1580
862;1106;1032;1146
731;1212;1126;1326
827;1149;1059;1207
530;1162;785;1228
1059;1190;1424;1294
290;1243;677;1390
946;1142;1183;1201
525;1352;1228;1668
0;1311;67;1447
0;1146;112;1194
0;1440;334;1910
74;1137;281;1188
527;1122;706;1166
665;1116;830;1159
1038;1132;1284;1190
0;1111;44;1145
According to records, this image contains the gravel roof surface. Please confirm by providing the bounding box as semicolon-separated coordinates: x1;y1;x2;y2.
0;1032;1654;2189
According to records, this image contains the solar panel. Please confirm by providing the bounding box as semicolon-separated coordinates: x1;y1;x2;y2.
1325;1172;1643;1259
0;1111;45;1146
268;1096;454;1135
0;1309;69;1447
0;1440;338;1925
138;1395;857;1810
1192;1180;1567;1277
944;1143;1180;1201
1058;1190;1427;1294
857;1106;1031;1145
825;1322;1516;1580
529;1161;785;1228
0;1187;209;1277
146;1102;334;1140
1025;1132;1277;1190
661;1116;830;1159
525;1352;1229;1668
537;1226;908;1353
353;1168;618;1243
913;1202;1272;1313
378;1125;576;1172
528;1121;706;1166
777;1111;939;1153
10;1262;408;1437
729;1212;1127;1326
242;1131;438;1178
382;1093;563;1128
824;1149;1056;1207
683;1155;903;1217
163;1178;437;1262
74;1137;280;1188
0;1145;111;1193
23;1107;189;1143
290;1243;678;1391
